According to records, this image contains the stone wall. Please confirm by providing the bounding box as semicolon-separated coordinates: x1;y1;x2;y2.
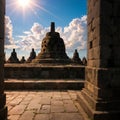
77;0;120;120
87;0;120;68
4;64;85;79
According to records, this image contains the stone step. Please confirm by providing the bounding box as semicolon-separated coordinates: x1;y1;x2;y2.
81;89;120;111
77;92;120;120
77;91;96;120
5;79;84;90
81;89;97;110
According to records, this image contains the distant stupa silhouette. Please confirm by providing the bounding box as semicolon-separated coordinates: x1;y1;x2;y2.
7;49;19;63
72;49;82;64
33;22;70;63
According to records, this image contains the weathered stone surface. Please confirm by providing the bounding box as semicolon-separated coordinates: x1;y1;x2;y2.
8;115;20;120
39;105;50;113
64;103;78;112
34;114;50;120
51;100;63;106
33;22;71;63
51;105;65;113
9;97;23;106
9;105;26;115
19;111;34;120
4;64;85;79
53;113;84;120
6;91;84;120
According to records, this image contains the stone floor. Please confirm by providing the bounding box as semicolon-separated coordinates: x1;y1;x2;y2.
6;90;87;120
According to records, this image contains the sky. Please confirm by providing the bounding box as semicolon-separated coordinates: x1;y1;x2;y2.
5;0;87;60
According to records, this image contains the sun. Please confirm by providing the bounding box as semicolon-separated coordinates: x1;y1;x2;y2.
18;0;31;8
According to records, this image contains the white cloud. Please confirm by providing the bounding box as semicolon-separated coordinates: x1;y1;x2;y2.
5;15;87;57
5;16;18;49
15;22;50;50
61;16;87;53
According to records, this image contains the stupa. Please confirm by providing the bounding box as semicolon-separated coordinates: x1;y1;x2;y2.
20;56;26;63
82;57;87;65
27;48;36;63
33;22;70;63
72;49;82;64
7;49;19;63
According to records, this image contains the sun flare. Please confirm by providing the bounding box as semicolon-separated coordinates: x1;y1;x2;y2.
18;0;31;8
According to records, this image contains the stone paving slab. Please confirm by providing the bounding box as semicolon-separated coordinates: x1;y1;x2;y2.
6;90;86;120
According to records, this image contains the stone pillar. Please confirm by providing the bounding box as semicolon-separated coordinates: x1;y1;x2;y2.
0;0;7;120
77;0;120;120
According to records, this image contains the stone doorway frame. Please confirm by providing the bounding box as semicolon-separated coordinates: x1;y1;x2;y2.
0;0;120;120
0;0;7;120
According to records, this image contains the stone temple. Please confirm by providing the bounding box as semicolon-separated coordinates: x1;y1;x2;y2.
33;22;70;63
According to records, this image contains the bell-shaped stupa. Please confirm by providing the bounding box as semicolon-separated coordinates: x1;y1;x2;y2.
33;22;70;63
27;48;36;63
72;49;82;64
7;49;19;63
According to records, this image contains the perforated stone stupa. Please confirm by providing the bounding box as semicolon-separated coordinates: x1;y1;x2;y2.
33;22;70;63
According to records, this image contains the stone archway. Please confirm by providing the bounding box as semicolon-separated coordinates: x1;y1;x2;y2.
0;0;120;120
